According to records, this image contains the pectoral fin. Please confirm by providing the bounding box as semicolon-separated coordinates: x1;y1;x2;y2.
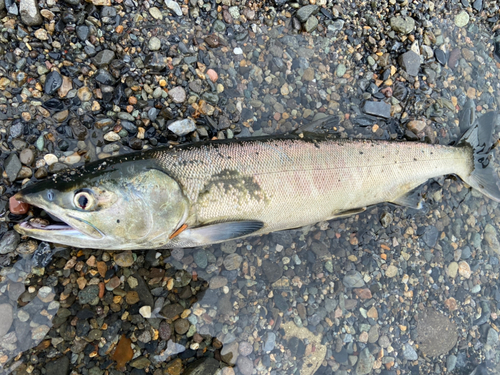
180;220;264;245
391;188;424;209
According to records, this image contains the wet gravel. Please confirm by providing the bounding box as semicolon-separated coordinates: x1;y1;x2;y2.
1;0;500;374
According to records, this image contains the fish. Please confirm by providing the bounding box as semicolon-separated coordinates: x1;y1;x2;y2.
13;112;500;250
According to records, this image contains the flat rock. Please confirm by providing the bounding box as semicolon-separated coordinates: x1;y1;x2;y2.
168;119;196;136
45;356;70;375
0;304;13;337
417;308;458;356
362;101;391;119
343;271;364;288
390;16;415;34
399;50;421;76
92;50;115;67
4;153;22;182
183;357;219;375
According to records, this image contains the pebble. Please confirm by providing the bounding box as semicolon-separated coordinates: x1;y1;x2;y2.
390;16;415;34
114;252;135;267
104;131;121;142
149;7;163;20
403;344;418;360
236;356;253;375
296;5;318;23
238;341;253;356
458;261;471;278
139;306;151;319
385;265;398;278
455;11;470;27
165;0;182;16
92;50;115;67
447;262;458;278
168;119;196;136
149;37;161;51
263;332;276;351
168;86;186;103
362;101;391;119
223;253;242;271
4;153;22;182
407;120;426;134
43;154;58;166
343;271;364;288
19;0;42;26
398;50;421;76
356;348;375;375
0;304;13;337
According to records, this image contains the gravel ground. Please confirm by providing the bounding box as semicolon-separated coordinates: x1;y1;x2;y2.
0;0;500;374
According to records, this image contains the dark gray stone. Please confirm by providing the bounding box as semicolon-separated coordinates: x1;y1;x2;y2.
78;285;100;305
262;260;283;283
398;50;421;76
183;357;219;375
92;50;115;67
343;271;364;288
4;153;22;182
296;5;318;23
44;71;63;95
0;231;20;254
362;101;391;119
76;26;89;41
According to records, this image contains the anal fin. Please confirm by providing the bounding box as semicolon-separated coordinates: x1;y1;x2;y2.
391;188;424;209
180;220;264;245
332;207;366;219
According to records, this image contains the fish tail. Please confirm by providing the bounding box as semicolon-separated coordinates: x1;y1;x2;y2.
458;112;500;202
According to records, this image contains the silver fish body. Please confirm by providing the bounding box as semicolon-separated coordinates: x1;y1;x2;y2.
13;113;500;250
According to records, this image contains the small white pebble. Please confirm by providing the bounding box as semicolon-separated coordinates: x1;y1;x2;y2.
233;47;243;55
139;305;151;319
44;154;58;166
222;286;229;294
103;131;121;142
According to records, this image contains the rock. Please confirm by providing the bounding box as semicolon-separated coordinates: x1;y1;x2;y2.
447;354;457;372
362;101;391;119
168;86;186;103
193;250;208;269
398;51;421;76
4;153;22;182
223;253;242;271
165;0;182;16
0;304;13;337
304;16;318;33
149;37;161;51
296;5;318;23
385;265;398;278
458;261;471;278
183;357;219;375
263;332;276;351
435;49;447;65
343;271;364;288
76;26;89;41
336;64;346;77
417;308;458;356
390;16;415;34
94;69;116;85
139;306;151;319
174;319;189;334
236;356;253;375
114;252;134;267
0;231;20;254
407;120;426;134
44;71;63;95
206;69;218;82
78;285;100;305
487;328;499;346
238;341;253;356
45;356;70;375
262;260;283;283
356;348;375;375
92;50;115;67
209;276;228;289
447;262;458;278
168;119;196;136
403;344;418;360
19;0;42;26
160;303;184;320
149;7;163;20
145;53;168;70
454;11;469;27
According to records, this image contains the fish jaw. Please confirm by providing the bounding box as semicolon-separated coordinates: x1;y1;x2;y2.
13;191;106;248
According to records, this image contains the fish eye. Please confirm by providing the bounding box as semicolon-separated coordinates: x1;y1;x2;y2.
73;190;95;211
47;190;54;201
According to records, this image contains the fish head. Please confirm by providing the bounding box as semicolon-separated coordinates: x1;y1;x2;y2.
14;159;189;250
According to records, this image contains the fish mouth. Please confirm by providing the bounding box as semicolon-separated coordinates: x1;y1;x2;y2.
14;193;104;240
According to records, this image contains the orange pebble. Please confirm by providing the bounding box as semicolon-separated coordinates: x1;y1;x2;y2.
9;195;29;215
206;69;218;82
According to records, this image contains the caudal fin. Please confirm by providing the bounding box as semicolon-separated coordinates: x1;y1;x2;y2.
458;111;500;203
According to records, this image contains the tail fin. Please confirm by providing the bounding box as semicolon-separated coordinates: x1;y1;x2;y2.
458;112;500;203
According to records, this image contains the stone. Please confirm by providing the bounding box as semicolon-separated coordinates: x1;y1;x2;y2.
149;7;163;19
19;149;34;166
263;332;276;351
0;304;13;337
44;71;63;95
20;0;42;26
223;253;242;271
262;260;283;283
390;16;415;34
407;120;426;134
78;285;100;305
168;119;196;136
4;153;22;182
454;11;469;27
447;262;458;278
385;265;398;278
403;344;418;360
139;306;151;319
45;355;70;375
114;252;134;267
76;26;89;41
92;50;115;67
343;271;364;288
165;0;182;16
398;51;421;77
168;86;186;103
236;356;253;375
149;37;161;51
417;308;458;356
458;261;471;278
183;358;219;375
296;5;318;22
304;16;318;33
356;348;375;375
362;101;391;119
